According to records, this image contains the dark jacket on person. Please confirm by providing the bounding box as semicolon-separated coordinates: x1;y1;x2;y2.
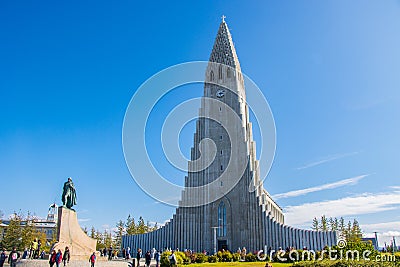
49;252;56;263
154;252;160;262
63;250;70;262
145;252;151;264
55;252;63;263
89;254;96;263
8;250;20;264
0;252;7;263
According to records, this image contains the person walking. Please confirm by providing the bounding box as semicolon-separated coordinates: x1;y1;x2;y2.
168;250;177;267
30;239;38;259
8;247;20;267
145;251;151;267
63;246;70;266
154;250;160;267
126;247;131;260
122;248;126;260
136;249;142;267
0;250;7;267
49;250;56;267
108;247;113;261
55;249;63;267
36;240;42;259
89;252;96;267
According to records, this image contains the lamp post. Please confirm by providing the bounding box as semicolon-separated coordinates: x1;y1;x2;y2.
211;227;219;255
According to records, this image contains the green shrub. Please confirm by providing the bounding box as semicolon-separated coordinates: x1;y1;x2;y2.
223;251;233;262
208;255;218;263
175;251;189;265
245;252;258;262
160;251;188;267
194;253;208;263
160;251;171;267
232;252;241;261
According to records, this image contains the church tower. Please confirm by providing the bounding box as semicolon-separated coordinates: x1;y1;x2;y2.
122;18;337;254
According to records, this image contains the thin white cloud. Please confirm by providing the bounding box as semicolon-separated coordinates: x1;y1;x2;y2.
77;209;89;214
362;221;400;232
273;174;368;200
284;191;400;227
297;152;359;170
78;218;91;222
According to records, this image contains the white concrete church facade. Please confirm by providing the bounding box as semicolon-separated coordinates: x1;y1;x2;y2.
122;19;337;253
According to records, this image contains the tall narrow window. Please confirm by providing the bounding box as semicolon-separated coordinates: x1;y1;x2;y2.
218;65;223;80
210;70;214;81
218;201;227;237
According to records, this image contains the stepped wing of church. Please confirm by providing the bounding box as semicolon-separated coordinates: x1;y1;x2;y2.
122;20;337;253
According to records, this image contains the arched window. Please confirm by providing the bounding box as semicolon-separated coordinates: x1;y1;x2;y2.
218;201;226;237
210;70;214;81
218;65;223;80
227;68;231;78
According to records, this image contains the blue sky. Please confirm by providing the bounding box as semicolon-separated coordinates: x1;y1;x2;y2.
1;0;400;246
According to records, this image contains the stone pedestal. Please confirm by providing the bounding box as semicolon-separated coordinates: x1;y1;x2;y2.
52;207;97;260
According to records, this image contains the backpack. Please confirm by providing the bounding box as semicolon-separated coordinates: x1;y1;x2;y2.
12;252;18;260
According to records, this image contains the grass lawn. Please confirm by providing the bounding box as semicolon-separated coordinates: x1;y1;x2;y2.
187;262;292;267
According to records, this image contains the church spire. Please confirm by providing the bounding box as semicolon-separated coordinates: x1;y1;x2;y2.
209;17;242;73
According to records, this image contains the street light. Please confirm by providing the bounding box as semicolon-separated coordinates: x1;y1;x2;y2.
211;227;219;255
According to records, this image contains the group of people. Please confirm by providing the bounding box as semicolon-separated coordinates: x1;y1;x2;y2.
0;247;20;267
49;246;96;267
29;238;42;259
135;248;161;267
48;246;70;267
100;246;119;260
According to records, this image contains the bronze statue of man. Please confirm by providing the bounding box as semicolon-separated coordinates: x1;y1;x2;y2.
62;177;77;209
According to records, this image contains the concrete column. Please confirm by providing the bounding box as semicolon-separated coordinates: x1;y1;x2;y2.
295;229;300;250
261;211;267;249
326;231;331;248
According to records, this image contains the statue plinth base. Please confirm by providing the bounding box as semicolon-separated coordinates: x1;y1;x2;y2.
52;207;97;261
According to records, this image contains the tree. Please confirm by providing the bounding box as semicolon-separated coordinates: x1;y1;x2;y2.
339;217;346;238
152;222;159;231
2;213;23;250
329;217;338;231
137;217;147;234
95;230;104;250
90;226;96;239
320;215;328;231
125;215;137;235
114;220;125;249
345;220;352;240
21;212;36;249
103;230;113;248
349;219;362;242
311;216;364;243
312;217;319;231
